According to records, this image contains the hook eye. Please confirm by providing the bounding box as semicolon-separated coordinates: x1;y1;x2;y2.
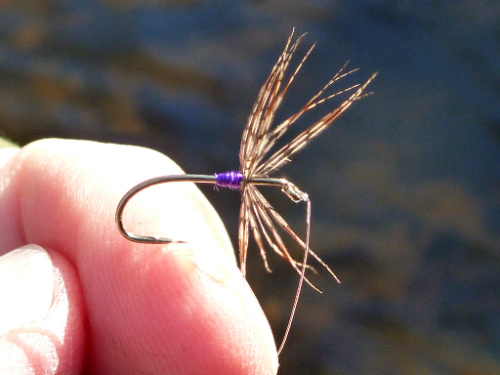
281;182;309;203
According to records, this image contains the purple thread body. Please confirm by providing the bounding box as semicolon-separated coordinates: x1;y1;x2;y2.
215;171;243;190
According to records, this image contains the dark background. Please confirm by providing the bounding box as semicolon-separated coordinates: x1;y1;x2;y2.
1;1;500;374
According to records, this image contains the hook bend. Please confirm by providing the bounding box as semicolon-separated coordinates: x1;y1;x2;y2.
116;174;218;244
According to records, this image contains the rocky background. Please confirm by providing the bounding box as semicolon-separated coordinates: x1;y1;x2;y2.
1;1;500;374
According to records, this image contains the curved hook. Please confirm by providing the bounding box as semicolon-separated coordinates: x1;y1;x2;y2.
115;173;305;244
116;174;217;243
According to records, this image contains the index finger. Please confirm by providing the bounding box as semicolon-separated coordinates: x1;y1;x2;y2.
5;139;278;374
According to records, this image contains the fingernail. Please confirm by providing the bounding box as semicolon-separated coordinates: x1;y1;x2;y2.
0;245;54;335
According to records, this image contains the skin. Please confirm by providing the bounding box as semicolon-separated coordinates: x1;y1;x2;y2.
0;139;278;374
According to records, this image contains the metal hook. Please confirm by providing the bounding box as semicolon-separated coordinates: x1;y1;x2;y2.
115;172;308;244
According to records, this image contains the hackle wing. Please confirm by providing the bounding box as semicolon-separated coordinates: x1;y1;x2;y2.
237;30;375;278
235;29;375;353
239;29;310;178
257;72;377;176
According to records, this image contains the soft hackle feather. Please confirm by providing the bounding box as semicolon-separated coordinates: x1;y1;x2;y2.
116;28;376;355
236;30;376;352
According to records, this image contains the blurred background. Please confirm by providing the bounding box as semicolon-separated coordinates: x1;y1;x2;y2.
1;1;500;374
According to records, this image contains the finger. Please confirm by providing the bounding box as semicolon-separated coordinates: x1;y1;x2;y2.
13;139;278;374
0;146;24;252
0;245;86;374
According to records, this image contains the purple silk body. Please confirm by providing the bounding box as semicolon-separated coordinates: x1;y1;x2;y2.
214;171;243;190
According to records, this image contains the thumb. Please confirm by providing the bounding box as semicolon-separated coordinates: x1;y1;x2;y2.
0;244;86;373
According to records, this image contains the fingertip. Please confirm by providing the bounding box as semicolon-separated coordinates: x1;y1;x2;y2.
188;242;279;369
184;240;279;368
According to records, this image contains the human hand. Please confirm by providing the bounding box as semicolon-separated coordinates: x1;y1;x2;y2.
0;139;278;374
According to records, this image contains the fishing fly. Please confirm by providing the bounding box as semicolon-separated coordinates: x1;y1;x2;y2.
116;29;376;354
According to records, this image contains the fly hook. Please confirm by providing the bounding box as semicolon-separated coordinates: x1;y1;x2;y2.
115;172;307;244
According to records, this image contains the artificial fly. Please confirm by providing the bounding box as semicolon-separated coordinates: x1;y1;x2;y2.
116;29;376;354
